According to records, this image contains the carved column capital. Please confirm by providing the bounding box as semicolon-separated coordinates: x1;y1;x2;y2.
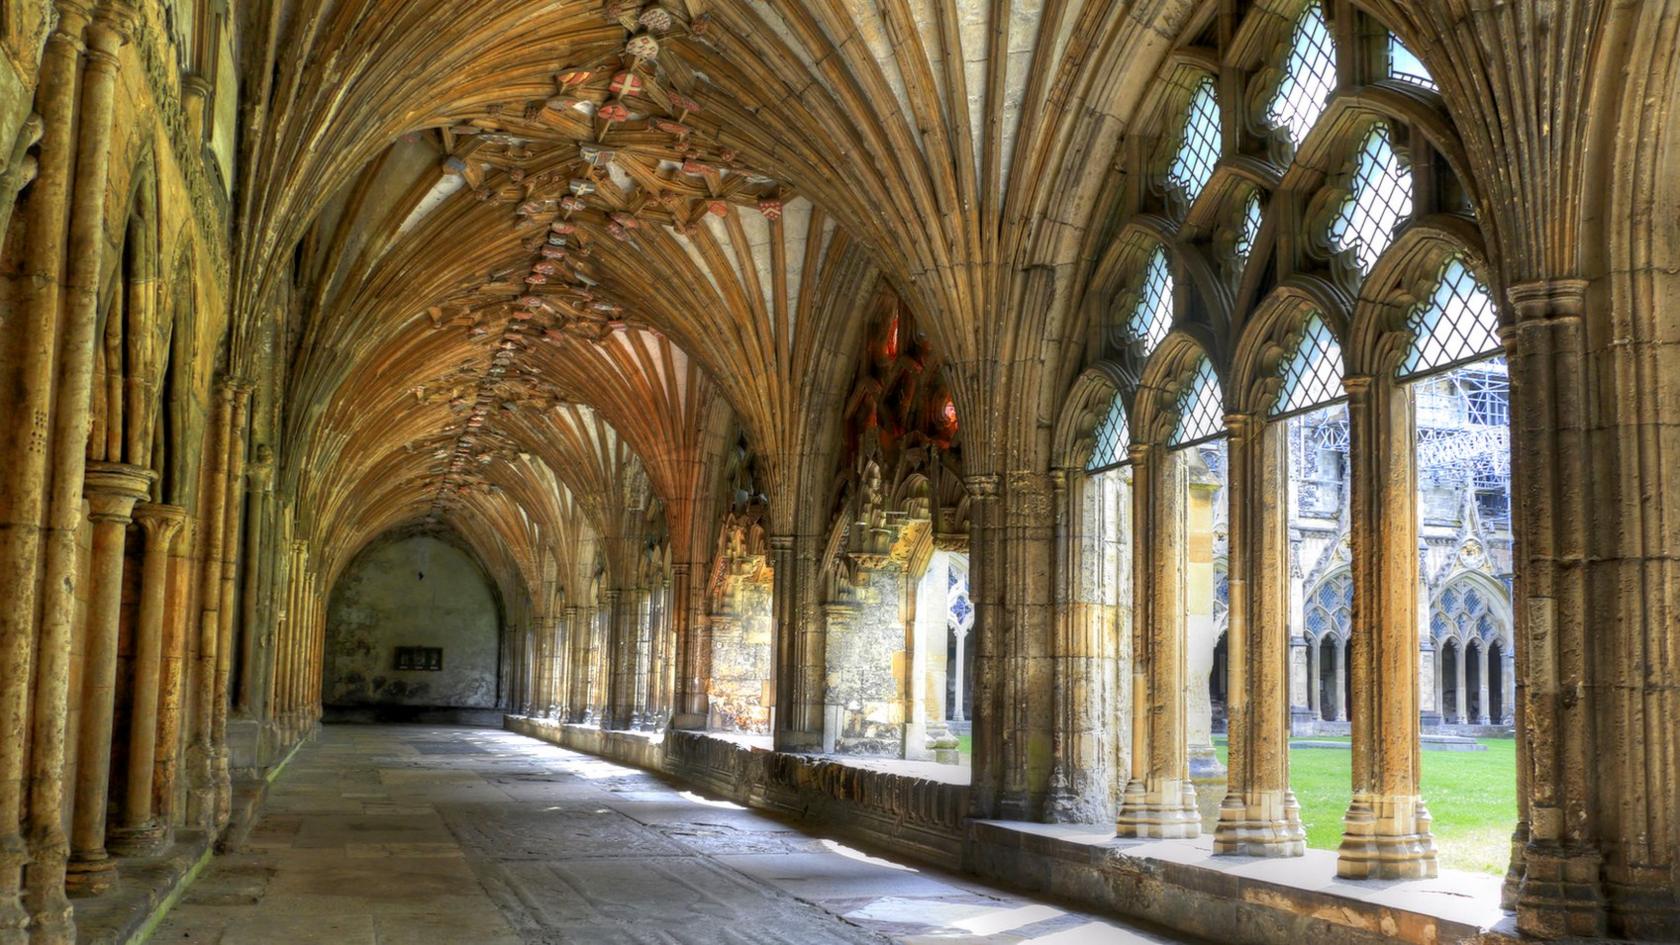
133;502;187;550
83;461;155;522
963;473;1000;498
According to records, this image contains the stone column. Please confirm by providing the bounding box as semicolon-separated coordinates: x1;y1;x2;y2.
0;2;89;937
236;456;274;717
1046;467;1121;824
1215;416;1303;856
212;384;250;825
1476;643;1492;725
1183;463;1225;781
1432;652;1445;729
1452;641;1468;725
187;383;232;827
152;516;194;829
64;462;155;895
1334;638;1348;723
1117;446;1200;838
1307;638;1320;720
962;474;1001;818
109;503;185;856
670;564;706;728
27;10;133;934
1337;373;1435;879
769;535;812;751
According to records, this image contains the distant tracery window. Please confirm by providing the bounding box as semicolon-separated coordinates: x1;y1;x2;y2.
1388;35;1438;91
1305;570;1353;641
1168;76;1222;204
1169;357;1225;448
1399;257;1501;377
1328;124;1413;274
1128;247;1175;356
1430;577;1503;645
1088;392;1131;472
947;564;974;633
1268;3;1337;148
1271;313;1346;418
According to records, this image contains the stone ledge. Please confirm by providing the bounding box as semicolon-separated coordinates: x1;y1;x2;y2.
505;716;966;864
506;714;1523;945
69;830;212;945
967;820;1518;945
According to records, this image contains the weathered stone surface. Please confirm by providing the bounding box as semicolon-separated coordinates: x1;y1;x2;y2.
153;726;1176;945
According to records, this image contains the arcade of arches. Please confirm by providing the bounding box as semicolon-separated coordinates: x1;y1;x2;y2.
0;0;1676;943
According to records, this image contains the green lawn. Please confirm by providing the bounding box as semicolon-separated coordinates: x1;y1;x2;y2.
1216;736;1517;874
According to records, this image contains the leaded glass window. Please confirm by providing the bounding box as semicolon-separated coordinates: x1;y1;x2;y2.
1087;393;1131;472
1235;193;1263;265
1399;257;1500;377
1304;570;1352;641
1328;124;1413;275
1267;4;1337;148
1127;247;1174;356
1168;76;1222;204
1169;357;1225;447
1271;312;1345;417
1431;577;1504;644
1389;35;1437;91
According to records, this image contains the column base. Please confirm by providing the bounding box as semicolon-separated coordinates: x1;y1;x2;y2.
107;821;170;858
1212;789;1306;857
1116;778;1201;839
1514;839;1606;939
1606;860;1680;940
0;830;28;944
63;854;117;898
1336;793;1438;879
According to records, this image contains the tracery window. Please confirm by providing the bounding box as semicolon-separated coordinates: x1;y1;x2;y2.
1271;313;1346;418
1305;571;1353;641
1430;577;1502;645
1388;35;1437;91
1088;393;1131;472
1168;76;1222;204
1328;124;1413;275
1128;247;1175;356
1169;357;1225;448
1399;258;1501;377
1267;3;1337;149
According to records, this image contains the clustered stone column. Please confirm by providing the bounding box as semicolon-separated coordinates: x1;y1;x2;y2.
63;464;155;895
1337;373;1436;879
1116;445;1201;838
109;504;186;856
1213;415;1304;856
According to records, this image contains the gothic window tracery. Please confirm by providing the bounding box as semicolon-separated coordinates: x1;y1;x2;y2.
1168;76;1222;205
1388;35;1438;91
1267;4;1338;150
1271;313;1346;418
1128;247;1175;357
1399;258;1501;378
1327;124;1413;275
1169;357;1225;448
1305;570;1353;642
1087;393;1132;472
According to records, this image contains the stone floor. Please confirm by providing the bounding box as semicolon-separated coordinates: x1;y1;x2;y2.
153;725;1200;944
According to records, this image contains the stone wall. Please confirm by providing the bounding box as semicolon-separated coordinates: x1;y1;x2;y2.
324;535;501;709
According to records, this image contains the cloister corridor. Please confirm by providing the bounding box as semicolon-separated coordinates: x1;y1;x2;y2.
153;727;1188;945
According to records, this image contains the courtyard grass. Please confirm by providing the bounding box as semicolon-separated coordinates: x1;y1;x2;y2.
1216;736;1517;875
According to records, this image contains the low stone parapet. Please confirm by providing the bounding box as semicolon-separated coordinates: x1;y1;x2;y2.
503;715;1518;945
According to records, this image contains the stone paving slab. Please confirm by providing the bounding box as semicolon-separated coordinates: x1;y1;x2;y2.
153;724;1199;945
